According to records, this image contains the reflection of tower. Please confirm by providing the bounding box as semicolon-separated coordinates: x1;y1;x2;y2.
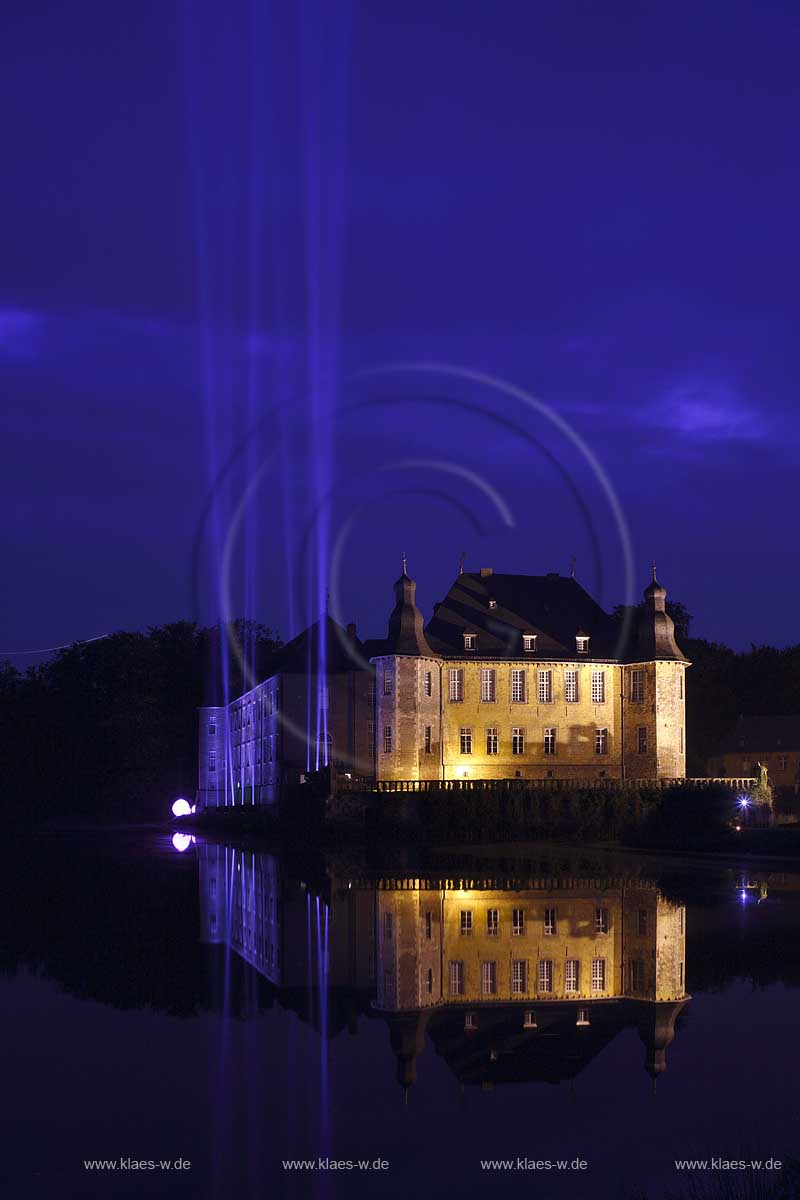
636;999;688;1079
385;1011;431;1091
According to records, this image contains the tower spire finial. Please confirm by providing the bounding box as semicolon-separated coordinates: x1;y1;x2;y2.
570;555;576;579
458;550;466;576
652;560;658;582
401;551;408;576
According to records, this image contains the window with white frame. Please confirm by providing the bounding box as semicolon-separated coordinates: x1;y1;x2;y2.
523;633;537;652
638;726;647;754
368;680;376;705
537;669;552;703
486;908;499;935
631;669;645;703
523;1009;537;1028
512;907;525;936
544;907;557;935
511;669;526;703
629;959;644;992
482;961;497;995
565;959;579;993
537;959;553;993
564;668;578;703
383;667;393;696
576;635;590;654
591;958;607;992
449;961;464;995
464;1012;478;1031
367;721;375;755
424;725;432;754
486;727;499;755
544;727;556;755
424;670;432;697
208;750;216;772
383;725;393;753
595;907;609;934
591;670;606;703
576;1008;590;1026
481;668;496;702
460;910;472;935
463;632;476;651
449;669;464;702
595;728;608;755
512;960;528;994
460;727;472;754
512;727;525;755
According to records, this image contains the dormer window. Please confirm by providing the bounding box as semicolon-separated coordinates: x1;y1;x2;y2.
488;598;497;610
576;635;590;654
463;632;476;651
522;633;537;653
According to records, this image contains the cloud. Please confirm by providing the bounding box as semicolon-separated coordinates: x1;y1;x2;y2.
646;380;765;443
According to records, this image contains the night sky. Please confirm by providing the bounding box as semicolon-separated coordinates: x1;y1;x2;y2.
3;1;799;658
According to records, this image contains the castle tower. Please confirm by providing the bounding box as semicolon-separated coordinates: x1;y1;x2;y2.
373;559;441;782
624;569;689;779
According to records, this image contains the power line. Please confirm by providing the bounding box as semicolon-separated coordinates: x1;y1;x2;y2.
0;633;113;658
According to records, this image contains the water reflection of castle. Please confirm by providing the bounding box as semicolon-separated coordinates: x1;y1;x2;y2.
198;844;688;1089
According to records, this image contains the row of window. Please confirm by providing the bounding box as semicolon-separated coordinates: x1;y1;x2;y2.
448;957;608;995
385;907;612;939
456;726;618;756
447;668;610;704
462;632;592;655
230;691;280;731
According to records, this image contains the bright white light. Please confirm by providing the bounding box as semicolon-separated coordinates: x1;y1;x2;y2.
738;796;750;809
190;804;196;814
172;832;192;853
740;889;747;902
171;798;191;817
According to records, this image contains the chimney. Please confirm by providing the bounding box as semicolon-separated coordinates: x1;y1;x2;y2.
346;622;357;641
480;567;493;577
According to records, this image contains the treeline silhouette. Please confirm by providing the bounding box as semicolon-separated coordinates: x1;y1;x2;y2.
0;620;279;823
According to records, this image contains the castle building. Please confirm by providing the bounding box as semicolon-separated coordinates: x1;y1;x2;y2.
197;563;689;806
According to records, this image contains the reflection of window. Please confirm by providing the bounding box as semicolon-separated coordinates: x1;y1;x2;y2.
512;728;525;755
487;908;499;935
464;1012;477;1031
512;960;528;994
383;725;393;753
595;907;609;934
595;728;608;755
523;1009;537;1028
367;721;375;755
630;960;644;991
425;911;432;939
460;728;472;755
638;726;647;754
383;912;393;939
482;961;497;995
424;671;432;697
424;726;432;754
544;907;557;935
449;961;464;995
565;959;579;993
537;960;552;993
544;728;556;755
512;908;525;936
460;910;472;936
425;967;433;993
481;669;496;702
449;669;464;702
577;1008;590;1026
486;727;498;755
208;751;216;772
591;958;607;992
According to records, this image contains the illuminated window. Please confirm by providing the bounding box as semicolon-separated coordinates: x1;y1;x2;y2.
595;728;608;755
481;668;496;702
383;725;393;753
638;726;647;754
564;669;578;703
780;755;788;771
424;725;432;754
595;907;609;934
591;958;607;992
487;908;499;935
511;669;527;703
591;670;606;703
368;681;376;705
629;960;644;991
424;671;432;697
486;727;499;755
463;632;476;651
460;727;473;755
383;668;393;696
449;961;464;995
482;961;497;995
544;907;557;935
512;960;528;994
449;669;464;702
544;728;556;756
512;907;525;936
537;670;552;703
460;910;473;936
523;1009;537;1028
631;669;645;703
425;911;432;939
537;960;553;993
367;721;375;755
488;598;497;609
523;633;537;652
638;909;648;935
383;912;393;940
576;1008;590;1026
576;635;590;654
565;959;579;993
512;727;525;755
464;1012;478;1031
208;750;216;772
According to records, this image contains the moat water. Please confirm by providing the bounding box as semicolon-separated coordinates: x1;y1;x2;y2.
2;831;799;1200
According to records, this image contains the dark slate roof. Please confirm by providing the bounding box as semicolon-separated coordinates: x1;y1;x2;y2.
718;715;800;754
424;571;622;660
267;615;373;676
